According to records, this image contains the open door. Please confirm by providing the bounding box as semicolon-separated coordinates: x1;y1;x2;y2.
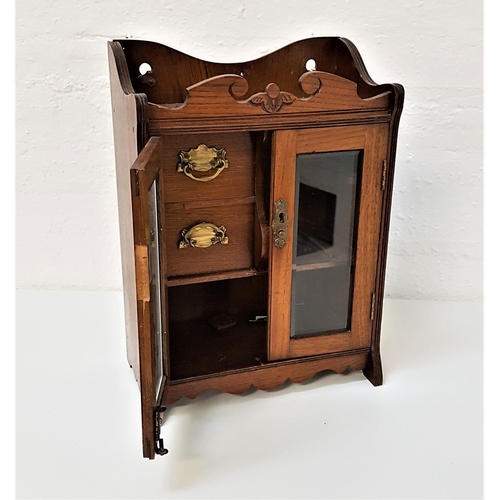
130;136;168;459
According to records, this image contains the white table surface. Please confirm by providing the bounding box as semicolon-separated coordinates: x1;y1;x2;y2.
15;291;483;499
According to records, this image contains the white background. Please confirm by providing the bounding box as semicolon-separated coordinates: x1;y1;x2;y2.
12;1;493;499
16;0;483;300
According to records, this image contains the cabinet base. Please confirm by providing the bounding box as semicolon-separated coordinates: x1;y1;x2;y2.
163;349;373;405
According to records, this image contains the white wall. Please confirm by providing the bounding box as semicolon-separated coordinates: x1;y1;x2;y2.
16;0;483;300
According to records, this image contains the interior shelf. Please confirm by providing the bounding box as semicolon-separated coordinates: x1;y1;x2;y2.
167;268;262;287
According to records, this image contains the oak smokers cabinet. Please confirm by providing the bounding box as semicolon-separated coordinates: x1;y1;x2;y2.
108;37;404;459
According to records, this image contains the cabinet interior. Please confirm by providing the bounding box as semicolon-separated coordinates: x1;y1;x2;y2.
163;131;271;381
167;274;268;380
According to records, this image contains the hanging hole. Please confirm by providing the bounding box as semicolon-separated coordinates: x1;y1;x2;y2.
305;58;317;71
139;62;152;75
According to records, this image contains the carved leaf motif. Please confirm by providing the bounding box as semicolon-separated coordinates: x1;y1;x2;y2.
262;97;276;113
280;93;295;104
250;95;266;104
249;85;296;113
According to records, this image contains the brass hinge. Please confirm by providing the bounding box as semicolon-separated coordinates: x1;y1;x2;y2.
370;293;376;321
381;160;388;191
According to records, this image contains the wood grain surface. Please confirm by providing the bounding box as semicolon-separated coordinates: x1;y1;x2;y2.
108;41;144;383
161;132;255;203
130;136;162;459
267;130;297;361
164;200;255;278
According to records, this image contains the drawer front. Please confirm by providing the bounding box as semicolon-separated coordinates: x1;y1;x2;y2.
161;132;255;203
164;202;255;278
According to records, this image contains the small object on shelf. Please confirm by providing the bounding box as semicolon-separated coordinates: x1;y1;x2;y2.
254;357;265;366
249;315;267;323
208;313;237;331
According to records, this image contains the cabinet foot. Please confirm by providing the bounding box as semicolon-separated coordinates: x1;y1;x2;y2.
363;351;383;387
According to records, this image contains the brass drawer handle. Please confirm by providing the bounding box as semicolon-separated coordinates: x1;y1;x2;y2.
272;198;289;249
177;144;228;182
178;222;229;249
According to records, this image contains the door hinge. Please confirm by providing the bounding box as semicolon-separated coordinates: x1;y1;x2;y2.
155;408;168;456
370;293;376;321
381;160;387;190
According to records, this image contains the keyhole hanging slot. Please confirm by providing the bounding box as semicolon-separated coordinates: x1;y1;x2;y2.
137;62;156;87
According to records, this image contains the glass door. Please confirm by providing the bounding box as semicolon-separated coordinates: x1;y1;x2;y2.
130;136;168;457
268;125;388;361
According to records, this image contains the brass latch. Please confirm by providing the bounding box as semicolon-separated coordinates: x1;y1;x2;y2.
272;198;290;249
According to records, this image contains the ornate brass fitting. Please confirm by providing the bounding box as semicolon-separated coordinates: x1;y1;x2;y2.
178;222;229;249
177;144;228;182
272;198;289;249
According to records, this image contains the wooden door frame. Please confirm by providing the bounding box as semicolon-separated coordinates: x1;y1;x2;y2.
268;124;388;361
130;136;168;458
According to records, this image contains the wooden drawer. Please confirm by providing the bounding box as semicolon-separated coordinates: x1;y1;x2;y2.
164;200;255;279
161;132;255;203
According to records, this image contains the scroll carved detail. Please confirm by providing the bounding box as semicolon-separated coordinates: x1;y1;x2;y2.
147;71;392;122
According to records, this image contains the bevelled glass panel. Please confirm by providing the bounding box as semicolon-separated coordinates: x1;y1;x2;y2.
290;150;361;338
148;179;164;400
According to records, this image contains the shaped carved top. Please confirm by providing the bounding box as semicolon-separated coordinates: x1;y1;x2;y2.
145;71;390;121
110;37;401;129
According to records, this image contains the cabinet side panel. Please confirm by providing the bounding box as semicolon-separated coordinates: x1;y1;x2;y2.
108;42;140;382
364;84;405;386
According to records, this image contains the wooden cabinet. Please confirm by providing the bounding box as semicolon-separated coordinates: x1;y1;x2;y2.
108;37;404;459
